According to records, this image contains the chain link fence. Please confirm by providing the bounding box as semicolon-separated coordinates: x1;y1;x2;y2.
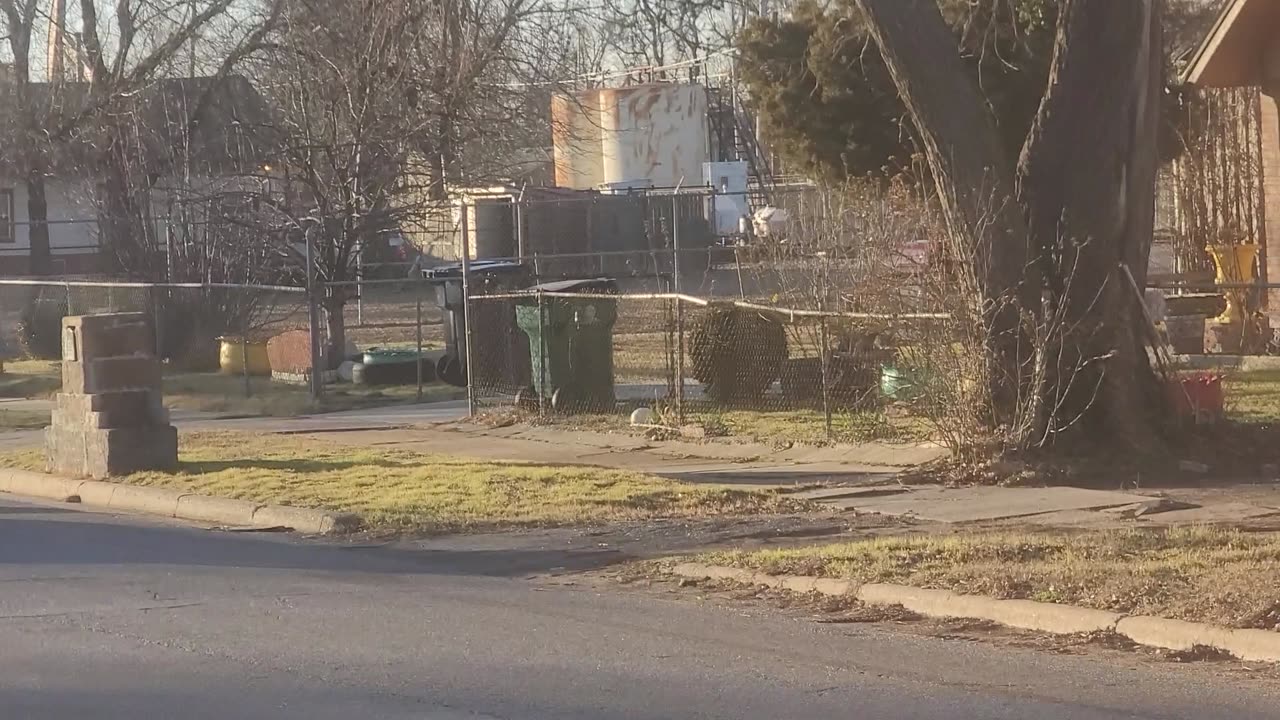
0;183;958;435
0;279;313;412
452;244;957;445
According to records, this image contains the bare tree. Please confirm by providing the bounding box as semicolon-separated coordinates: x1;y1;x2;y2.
581;0;748;76
0;0;262;275
853;0;1165;454
245;0;570;365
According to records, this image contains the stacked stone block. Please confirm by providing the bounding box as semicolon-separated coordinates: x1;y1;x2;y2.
46;313;178;478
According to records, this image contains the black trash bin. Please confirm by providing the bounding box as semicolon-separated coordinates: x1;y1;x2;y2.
425;261;532;389
516;278;619;412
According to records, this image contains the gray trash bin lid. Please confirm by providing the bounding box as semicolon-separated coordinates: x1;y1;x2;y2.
527;278;618;294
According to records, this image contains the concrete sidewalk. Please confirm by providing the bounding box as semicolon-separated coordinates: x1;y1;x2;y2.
7;397;1279;527
291;419;948;490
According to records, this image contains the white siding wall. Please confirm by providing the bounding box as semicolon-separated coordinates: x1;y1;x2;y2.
0;177;99;260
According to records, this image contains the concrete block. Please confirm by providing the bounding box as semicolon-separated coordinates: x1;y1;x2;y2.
48;313;178;484
45;425;89;478
251;504;362;535
46;425;177;479
175;495;262;526
64;356;161;395
99;426;178;476
63;313;153;362
57;391;165;427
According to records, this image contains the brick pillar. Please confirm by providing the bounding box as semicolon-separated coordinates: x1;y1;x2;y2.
1259;88;1280;321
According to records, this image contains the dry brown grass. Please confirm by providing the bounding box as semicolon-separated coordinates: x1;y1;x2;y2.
701;528;1280;630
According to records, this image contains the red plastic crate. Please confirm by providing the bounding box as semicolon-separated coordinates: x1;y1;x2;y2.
1166;373;1224;425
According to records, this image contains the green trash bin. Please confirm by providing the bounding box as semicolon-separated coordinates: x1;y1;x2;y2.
516;278;619;412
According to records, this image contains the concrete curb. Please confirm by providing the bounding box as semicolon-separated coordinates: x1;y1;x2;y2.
671;563;1280;663
857;583;1123;635
1116;616;1280;663
0;468;361;536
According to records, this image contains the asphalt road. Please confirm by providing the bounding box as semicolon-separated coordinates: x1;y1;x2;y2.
2;494;1278;719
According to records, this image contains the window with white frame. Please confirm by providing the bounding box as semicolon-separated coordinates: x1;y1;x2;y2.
0;189;12;244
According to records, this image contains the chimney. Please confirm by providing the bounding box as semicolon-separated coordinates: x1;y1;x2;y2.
47;0;66;81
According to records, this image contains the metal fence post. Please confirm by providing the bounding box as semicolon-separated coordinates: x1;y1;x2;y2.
416;292;424;402
308;281;325;399
241;332;252;399
820;315;833;441
672;195;685;424
819;253;833;440
537;288;546;418
460;202;475;418
356;242;364;327
151;286;163;360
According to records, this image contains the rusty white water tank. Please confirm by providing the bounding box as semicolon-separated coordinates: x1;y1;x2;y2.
553;83;709;191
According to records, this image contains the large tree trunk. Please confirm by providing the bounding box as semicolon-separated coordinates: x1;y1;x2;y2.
855;0;1165;454
25;167;51;277
1016;0;1164;450
323;294;348;371
853;0;1038;431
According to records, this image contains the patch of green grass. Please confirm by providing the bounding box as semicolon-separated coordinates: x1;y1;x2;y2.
701;527;1280;629
1226;370;1280;424
0;408;50;430
534;404;930;447
0;431;804;533
712;408;930;446
0;360;62;399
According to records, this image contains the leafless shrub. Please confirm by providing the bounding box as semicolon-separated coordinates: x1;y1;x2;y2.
760;177;1135;463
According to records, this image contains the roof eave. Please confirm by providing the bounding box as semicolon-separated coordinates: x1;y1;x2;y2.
1182;0;1250;86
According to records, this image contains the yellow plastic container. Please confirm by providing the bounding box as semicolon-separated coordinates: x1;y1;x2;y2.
218;337;272;376
1206;243;1259;324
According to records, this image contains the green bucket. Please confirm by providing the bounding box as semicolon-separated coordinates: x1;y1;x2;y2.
362;349;422;366
880;365;921;400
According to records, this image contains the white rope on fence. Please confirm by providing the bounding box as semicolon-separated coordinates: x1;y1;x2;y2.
0;279;307;293
471;290;953;321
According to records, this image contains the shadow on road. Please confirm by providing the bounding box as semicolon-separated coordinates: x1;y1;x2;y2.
0;513;626;578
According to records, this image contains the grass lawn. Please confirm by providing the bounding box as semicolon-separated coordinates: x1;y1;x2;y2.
0;360;463;417
699;527;1280;630
0;408;55;430
1226;369;1280;424
540;404;930;448
0;431;805;533
162;373;464;417
0;360;63;399
708;408;930;445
